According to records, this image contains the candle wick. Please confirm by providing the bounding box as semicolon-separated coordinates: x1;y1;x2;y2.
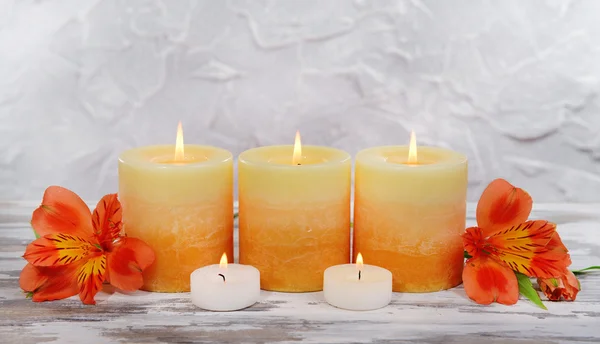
358;270;362;281
218;273;226;283
297;163;301;166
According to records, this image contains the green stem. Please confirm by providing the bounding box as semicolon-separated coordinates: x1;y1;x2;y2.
572;266;600;275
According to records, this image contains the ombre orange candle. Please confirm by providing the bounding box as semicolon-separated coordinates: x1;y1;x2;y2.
239;132;351;292
354;131;467;292
118;122;233;292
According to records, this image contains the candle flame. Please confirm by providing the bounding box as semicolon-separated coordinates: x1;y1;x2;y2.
407;130;417;164
356;253;364;270
174;121;185;161
292;130;302;165
219;252;228;269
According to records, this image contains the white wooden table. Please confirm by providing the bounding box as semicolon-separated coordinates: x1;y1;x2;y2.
1;203;599;344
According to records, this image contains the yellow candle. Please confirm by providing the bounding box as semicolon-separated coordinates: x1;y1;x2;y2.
354;132;467;292
239;132;351;292
118;123;233;292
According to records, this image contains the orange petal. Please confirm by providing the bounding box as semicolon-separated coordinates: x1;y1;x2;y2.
25;263;80;302
537;270;580;301
487;220;569;278
31;186;94;238
487;220;554;254
476;179;532;236
542;232;572;265
463;227;484;259
23;234;102;267
76;255;107;305
19;263;47;292
561;270;580;300
92;194;122;247
538;276;564;301
463;255;519;305
531;232;572;277
107;237;155;291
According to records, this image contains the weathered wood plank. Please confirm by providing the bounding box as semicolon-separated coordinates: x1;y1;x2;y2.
0;203;599;343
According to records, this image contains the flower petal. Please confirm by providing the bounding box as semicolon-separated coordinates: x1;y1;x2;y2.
22;263;80;302
476;179;532;236
463;255;519;305
76;255;107;305
487;220;554;254
19;263;47;292
538;277;564;301
486;220;570;278
23;234;102;267
562;270;580;300
92;194;122;248
540;232;572;266
463;227;484;259
538;270;580;301
107;237;155;291
31;186;93;238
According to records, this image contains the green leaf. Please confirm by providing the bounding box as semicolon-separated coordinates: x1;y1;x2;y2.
572;266;600;275
515;271;547;310
464;251;472;259
25;292;33;299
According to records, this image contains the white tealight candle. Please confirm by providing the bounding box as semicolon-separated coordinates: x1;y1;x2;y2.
323;253;392;311
191;253;260;311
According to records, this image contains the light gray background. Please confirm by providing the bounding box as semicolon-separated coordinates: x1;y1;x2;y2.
1;0;599;202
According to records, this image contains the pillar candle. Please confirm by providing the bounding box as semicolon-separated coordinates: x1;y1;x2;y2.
119;143;233;292
354;143;467;292
238;141;351;292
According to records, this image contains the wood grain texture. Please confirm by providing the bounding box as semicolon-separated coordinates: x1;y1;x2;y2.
0;203;599;344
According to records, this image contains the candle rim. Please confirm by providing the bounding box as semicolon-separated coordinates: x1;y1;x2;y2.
190;263;260;282
239;144;351;168
324;263;393;282
119;144;232;168
356;145;467;169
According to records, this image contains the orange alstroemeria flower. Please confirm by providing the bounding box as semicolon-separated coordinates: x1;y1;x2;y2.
20;186;155;305
462;179;571;305
538;270;580;301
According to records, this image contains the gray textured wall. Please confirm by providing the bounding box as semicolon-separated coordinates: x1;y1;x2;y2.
1;0;600;202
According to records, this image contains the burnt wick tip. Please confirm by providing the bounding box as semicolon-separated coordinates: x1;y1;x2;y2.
218;273;226;283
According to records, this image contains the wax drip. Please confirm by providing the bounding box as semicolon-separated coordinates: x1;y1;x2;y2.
218;273;226;283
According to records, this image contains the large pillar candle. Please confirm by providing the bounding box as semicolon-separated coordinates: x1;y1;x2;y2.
239;136;351;292
354;137;467;292
119;131;233;292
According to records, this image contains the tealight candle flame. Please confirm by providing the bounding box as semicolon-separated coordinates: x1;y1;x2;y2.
219;252;228;269
292;130;302;165
356;253;364;269
356;253;364;281
174;121;185;161
407;130;417;164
